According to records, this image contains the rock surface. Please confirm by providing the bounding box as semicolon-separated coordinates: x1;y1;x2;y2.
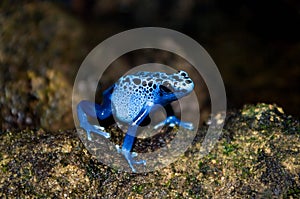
0;2;85;130
0;104;299;198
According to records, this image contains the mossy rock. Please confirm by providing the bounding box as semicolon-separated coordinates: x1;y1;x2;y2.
0;103;299;198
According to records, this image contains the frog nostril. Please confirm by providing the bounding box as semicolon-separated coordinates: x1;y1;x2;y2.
185;79;192;84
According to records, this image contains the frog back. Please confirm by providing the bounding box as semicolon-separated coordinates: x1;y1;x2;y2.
111;73;156;123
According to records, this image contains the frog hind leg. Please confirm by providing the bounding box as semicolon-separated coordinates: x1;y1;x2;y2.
77;100;111;140
154;104;194;130
77;85;115;140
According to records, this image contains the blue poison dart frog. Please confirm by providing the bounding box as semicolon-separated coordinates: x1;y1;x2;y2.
77;70;194;172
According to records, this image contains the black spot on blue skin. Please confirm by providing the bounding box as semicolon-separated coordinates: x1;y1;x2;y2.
186;79;192;84
181;89;187;93
137;72;145;75
149;88;153;92
148;81;153;87
133;78;141;85
183;83;186;86
142;81;147;86
124;77;130;83
153;84;157;89
147;77;151;81
124;86;127;89
173;76;181;81
180;71;187;77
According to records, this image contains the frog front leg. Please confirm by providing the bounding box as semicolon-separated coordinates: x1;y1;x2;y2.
116;102;153;172
154;104;194;130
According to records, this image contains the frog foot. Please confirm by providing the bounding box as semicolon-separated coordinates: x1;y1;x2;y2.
116;145;146;172
154;116;194;130
80;121;110;140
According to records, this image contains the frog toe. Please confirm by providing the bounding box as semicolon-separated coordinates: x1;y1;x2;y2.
93;128;110;139
178;121;194;130
80;122;110;140
93;124;105;131
154;116;194;130
133;159;146;166
131;152;138;158
121;150;146;172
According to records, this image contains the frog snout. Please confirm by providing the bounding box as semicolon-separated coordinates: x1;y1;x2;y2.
182;77;194;90
177;74;194;93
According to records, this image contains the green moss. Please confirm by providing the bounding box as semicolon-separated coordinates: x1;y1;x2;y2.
164;179;171;188
222;141;238;155
198;161;210;174
132;183;146;194
241;167;251;179
1;164;8;173
286;187;300;197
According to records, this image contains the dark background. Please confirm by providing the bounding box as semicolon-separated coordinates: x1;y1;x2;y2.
61;0;299;117
1;0;299;128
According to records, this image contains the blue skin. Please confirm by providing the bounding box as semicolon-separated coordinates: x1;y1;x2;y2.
77;70;194;172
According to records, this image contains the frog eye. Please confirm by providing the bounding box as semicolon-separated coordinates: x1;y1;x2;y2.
179;71;188;77
163;81;172;88
159;85;172;93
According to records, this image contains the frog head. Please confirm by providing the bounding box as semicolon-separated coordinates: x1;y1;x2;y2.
155;70;194;104
116;70;194;106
